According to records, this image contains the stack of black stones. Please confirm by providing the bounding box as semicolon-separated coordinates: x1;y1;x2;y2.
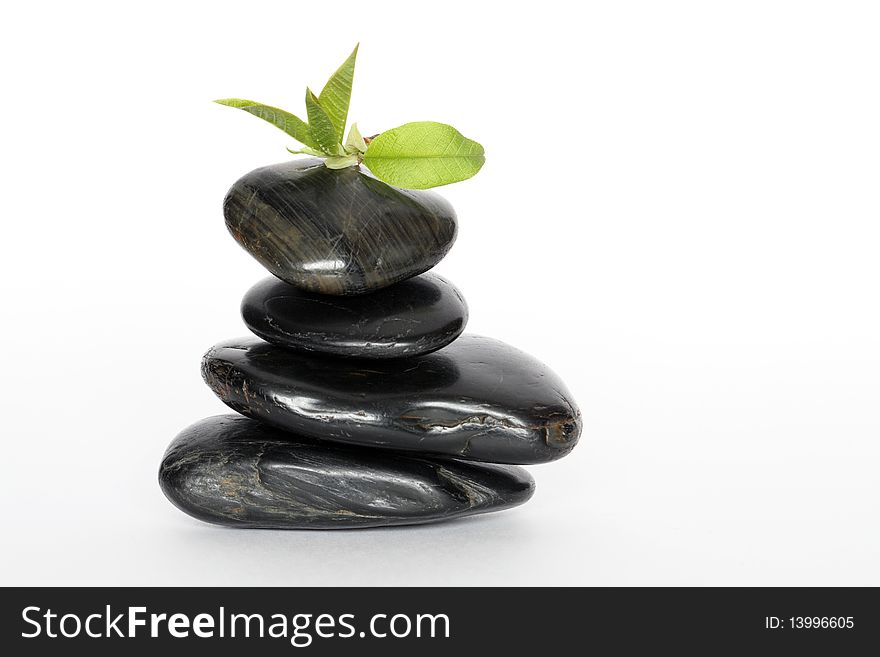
159;159;582;528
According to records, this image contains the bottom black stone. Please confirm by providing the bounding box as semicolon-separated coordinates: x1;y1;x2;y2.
159;415;535;529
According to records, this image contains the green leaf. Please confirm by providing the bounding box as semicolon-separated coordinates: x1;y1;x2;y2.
305;89;343;155
318;44;358;144
214;98;318;150
324;154;360;169
344;122;367;155
286;146;325;157
363;122;485;189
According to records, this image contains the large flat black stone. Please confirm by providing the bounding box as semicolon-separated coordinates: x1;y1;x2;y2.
159;415;535;529
223;159;457;295
241;273;467;359
202;335;582;464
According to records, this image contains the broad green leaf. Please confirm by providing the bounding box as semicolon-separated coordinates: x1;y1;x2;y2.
318;44;358;144
324;154;360;169
363;122;485;189
214;98;318;150
344;122;367;154
305;89;343;155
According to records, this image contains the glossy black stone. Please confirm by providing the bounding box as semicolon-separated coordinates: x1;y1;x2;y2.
159;415;535;529
223;159;457;296
241;273;468;359
202;335;582;464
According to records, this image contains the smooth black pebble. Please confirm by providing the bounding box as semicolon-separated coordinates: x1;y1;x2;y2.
201;335;582;464
159;415;535;529
241;273;468;359
223;159;457;295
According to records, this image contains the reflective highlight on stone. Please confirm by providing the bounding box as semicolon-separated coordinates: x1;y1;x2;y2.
159;415;535;529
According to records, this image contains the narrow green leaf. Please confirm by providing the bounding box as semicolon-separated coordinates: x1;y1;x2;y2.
363;122;485;189
318;44;359;144
305;89;343;155
214;98;318;150
344;122;367;155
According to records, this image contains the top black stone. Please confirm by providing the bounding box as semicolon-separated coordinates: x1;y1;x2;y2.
223;159;458;295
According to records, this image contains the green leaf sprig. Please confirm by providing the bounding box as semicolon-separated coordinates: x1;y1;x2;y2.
215;45;485;190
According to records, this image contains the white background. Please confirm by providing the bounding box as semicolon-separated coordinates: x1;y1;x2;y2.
1;1;878;586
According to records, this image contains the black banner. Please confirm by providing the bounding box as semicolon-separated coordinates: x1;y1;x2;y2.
1;587;876;654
